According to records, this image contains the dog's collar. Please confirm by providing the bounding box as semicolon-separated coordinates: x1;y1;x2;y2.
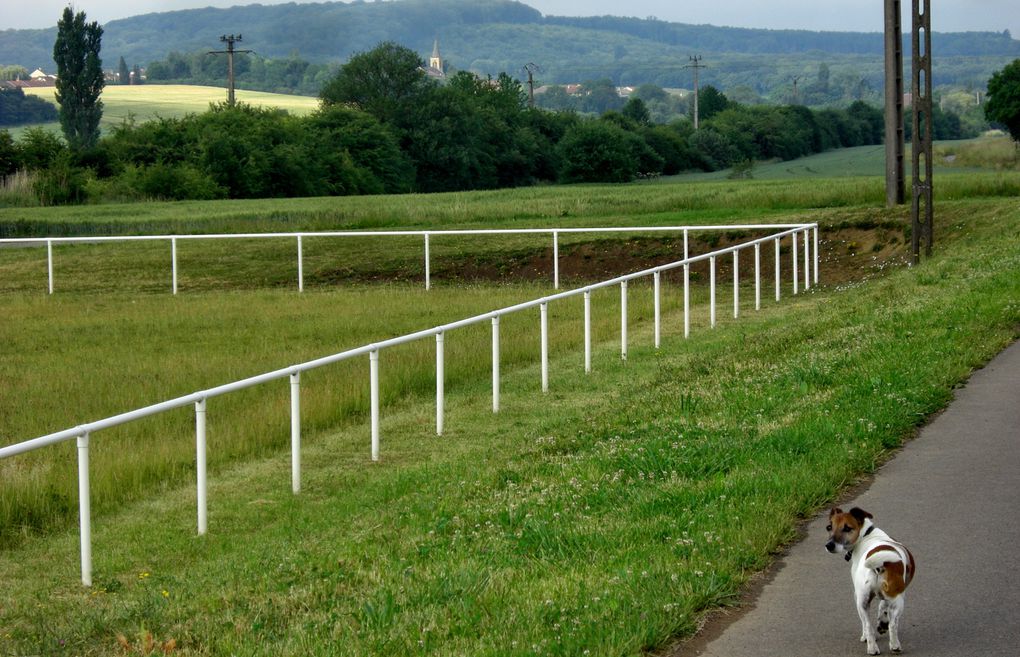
844;525;875;561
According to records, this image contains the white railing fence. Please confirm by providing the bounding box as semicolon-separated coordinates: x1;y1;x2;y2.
0;223;819;586
0;224;820;295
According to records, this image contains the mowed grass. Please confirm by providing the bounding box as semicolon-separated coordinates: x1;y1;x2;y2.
665;134;1019;182
3;171;1020;239
8;85;319;139
0;174;1018;655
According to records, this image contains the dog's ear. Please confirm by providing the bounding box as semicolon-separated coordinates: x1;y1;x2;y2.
829;507;843;518
849;507;873;523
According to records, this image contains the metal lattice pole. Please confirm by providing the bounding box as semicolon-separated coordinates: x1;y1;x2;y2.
911;0;933;262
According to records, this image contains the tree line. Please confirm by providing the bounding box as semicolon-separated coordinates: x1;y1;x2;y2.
0;41;991;206
0;88;59;127
145;51;335;96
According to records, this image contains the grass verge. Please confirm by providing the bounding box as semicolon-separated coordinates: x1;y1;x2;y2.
0;195;1017;655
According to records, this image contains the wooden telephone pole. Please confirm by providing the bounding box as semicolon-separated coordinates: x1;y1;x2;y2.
884;0;905;207
208;34;252;106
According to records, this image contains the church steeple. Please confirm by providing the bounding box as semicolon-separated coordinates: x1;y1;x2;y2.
429;38;443;73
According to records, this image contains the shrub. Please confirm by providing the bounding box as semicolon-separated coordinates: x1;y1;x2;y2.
557;121;641;183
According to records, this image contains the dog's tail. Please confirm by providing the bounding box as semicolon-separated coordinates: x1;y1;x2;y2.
863;542;916;597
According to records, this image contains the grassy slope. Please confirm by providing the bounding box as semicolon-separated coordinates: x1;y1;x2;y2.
6;85;319;139
1;181;1019;655
665;134;1019;182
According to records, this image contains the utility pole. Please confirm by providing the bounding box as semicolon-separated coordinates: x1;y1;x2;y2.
684;55;706;129
883;0;905;207
208;34;252;107
911;0;933;262
523;62;541;108
792;75;802;105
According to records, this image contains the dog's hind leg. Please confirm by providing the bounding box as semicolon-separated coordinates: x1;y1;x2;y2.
876;599;889;635
856;590;880;655
886;595;905;654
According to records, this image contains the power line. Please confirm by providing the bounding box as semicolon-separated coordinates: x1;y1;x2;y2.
208;34;253;107
683;55;706;129
523;62;542;108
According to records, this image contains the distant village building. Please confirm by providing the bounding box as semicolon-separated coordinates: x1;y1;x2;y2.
424;39;446;79
3;68;56;88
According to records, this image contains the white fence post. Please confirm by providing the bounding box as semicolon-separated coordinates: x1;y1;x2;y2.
290;372;301;494
774;237;781;302
436;332;444;435
792;232;799;295
653;271;661;349
804;229;810;290
47;239;53;295
297;235;304;293
540;303;549;392
620;281;628;360
552;231;559;290
172;238;178;295
424;233;431;291
732;250;739;319
583;290;592;373
491;317;500;412
710;255;716;328
684;229;690;338
76;432;92;587
754;243;761;311
370;350;380;461
195;399;207;536
814;225;820;285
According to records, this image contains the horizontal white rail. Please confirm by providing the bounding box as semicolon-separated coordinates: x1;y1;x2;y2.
1;222;819;586
0;224;814;245
1;223;819;294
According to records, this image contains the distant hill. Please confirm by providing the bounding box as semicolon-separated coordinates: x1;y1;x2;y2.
2;0;1017;94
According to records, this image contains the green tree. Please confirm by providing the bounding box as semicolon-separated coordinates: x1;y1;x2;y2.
16;127;66;170
0;130;18;175
621;97;651;125
53;7;105;150
319;42;434;128
696;86;730;123
985;59;1020;142
557;120;640;183
118;56;129;85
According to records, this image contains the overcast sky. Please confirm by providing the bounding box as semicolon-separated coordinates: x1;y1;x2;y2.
4;0;1019;36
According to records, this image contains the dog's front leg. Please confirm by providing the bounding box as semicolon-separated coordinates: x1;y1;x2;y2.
856;590;880;654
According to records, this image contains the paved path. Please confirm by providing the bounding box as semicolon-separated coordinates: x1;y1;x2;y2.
675;339;1020;657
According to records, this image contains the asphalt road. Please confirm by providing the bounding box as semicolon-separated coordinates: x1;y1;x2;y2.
674;339;1020;657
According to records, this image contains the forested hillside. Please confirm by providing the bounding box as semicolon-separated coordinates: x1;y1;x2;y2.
2;0;1017;98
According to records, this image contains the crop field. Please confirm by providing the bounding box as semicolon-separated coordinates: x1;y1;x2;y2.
1;166;1019;656
10;85;319;138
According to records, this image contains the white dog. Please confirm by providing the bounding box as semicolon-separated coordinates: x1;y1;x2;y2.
825;507;917;655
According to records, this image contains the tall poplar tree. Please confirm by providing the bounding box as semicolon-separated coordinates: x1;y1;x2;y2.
53;7;104;150
118;56;129;85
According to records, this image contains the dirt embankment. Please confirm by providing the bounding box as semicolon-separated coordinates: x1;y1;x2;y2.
315;222;912;289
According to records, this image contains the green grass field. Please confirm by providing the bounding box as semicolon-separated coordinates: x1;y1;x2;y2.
666;133;1019;182
7;85;319;139
1;167;1019;655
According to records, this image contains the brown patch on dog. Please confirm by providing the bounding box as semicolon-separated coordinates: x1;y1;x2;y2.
880;561;907;598
866;544;916;598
